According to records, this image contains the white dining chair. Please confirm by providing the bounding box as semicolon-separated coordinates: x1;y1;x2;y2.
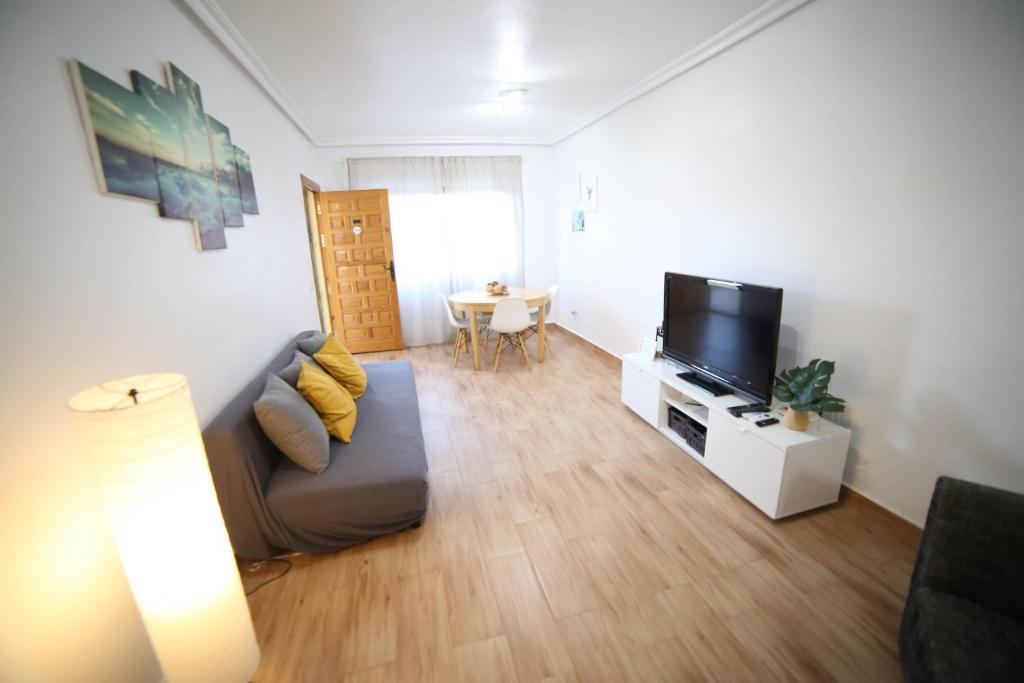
439;292;471;367
489;297;532;372
526;284;558;357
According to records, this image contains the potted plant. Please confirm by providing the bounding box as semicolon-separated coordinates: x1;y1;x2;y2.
772;359;846;431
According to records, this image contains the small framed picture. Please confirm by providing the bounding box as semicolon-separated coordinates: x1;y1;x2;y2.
637;337;657;361
571;210;585;232
582;173;598;212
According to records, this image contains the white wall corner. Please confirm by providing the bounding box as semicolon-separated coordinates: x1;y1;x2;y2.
549;0;813;144
179;0;324;145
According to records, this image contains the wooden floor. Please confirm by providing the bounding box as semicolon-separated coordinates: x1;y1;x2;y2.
243;328;920;682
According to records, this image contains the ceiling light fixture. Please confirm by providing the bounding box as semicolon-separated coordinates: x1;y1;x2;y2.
498;88;527;115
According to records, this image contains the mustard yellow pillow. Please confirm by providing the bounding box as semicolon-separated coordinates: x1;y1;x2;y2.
313;335;368;399
296;361;357;443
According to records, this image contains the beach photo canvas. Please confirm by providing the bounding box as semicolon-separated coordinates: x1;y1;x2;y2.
71;62;160;203
235;145;259;215
71;60;259;251
129;70;193;220
168;63;226;250
207;114;244;227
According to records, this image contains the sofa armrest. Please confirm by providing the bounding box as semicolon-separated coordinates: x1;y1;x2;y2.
909;476;1024;622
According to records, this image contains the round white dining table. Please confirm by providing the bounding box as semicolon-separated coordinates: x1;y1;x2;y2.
448;287;550;370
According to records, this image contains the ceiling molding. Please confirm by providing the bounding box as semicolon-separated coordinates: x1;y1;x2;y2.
180;0;324;144
186;0;810;149
548;0;812;144
317;136;553;148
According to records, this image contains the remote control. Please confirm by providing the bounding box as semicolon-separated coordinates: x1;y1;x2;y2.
728;403;769;417
755;417;779;427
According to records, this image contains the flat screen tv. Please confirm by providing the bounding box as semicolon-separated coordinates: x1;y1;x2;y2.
662;273;783;403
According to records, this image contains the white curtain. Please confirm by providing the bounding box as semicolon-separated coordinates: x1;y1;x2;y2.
348;156;524;346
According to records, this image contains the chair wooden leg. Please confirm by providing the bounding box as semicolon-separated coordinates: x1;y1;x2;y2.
493;334;505;372
453;328;464;367
518;332;531;368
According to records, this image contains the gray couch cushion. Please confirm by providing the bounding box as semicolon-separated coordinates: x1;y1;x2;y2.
265;360;428;551
277;350;315;388
296;332;328;356
254;374;330;474
901;587;1024;682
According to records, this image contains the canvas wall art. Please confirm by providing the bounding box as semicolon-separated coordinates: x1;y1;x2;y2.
207;114;244;227
235;146;258;214
571;210;585;232
70;60;259;251
74;63;161;203
129;70;192;220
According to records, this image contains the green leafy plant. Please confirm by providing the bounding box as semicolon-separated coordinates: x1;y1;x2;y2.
772;359;846;414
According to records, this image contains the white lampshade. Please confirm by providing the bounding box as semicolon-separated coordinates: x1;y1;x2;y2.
69;373;259;682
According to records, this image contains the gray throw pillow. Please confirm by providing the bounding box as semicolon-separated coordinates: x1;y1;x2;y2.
296;332;328;356
254;374;330;474
277;350;315;388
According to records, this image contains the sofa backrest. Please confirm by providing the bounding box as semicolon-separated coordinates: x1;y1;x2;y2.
202;331;318;558
912;476;1024;623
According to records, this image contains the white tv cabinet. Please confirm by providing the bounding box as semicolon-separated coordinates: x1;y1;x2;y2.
621;353;851;519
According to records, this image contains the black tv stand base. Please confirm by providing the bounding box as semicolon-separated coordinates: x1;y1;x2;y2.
675;371;735;397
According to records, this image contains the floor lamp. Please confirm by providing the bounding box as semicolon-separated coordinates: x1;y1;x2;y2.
70;373;259;682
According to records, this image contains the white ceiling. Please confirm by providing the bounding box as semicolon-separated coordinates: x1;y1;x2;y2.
195;0;800;145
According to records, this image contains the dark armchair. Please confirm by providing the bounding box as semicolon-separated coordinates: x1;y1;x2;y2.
900;476;1024;682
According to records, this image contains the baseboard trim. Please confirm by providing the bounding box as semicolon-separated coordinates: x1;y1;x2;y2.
551;323;620;365
841;484;923;532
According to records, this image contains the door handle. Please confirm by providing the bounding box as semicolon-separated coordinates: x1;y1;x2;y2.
385;260;396;281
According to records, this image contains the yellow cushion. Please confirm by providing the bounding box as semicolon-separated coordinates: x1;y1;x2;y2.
297;361;357;443
313;335;368;399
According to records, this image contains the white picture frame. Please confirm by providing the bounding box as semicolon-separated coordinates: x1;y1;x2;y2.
637;337;657;361
582;172;598;212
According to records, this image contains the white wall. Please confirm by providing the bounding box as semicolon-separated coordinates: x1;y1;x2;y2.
318;144;559;303
554;0;1024;525
0;0;322;679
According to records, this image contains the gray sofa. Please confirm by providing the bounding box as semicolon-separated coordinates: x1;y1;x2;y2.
900;476;1024;681
203;331;429;560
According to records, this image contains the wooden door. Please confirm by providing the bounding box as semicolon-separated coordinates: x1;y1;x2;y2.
318;189;404;352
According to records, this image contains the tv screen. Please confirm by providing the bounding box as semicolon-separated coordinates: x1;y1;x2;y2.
662;273;783;403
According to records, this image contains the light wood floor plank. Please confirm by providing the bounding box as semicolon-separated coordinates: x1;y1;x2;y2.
486;552;577;682
557;609;641;683
492;462;546;524
453;436;497;486
394;569;457;682
444;555;506;646
517;516;604;619
469;481;525;559
423;429;457;473
453;635;520;683
592;460;672;522
631;637;703;683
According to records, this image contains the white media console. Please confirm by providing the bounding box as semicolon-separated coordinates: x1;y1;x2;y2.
621;352;852;519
